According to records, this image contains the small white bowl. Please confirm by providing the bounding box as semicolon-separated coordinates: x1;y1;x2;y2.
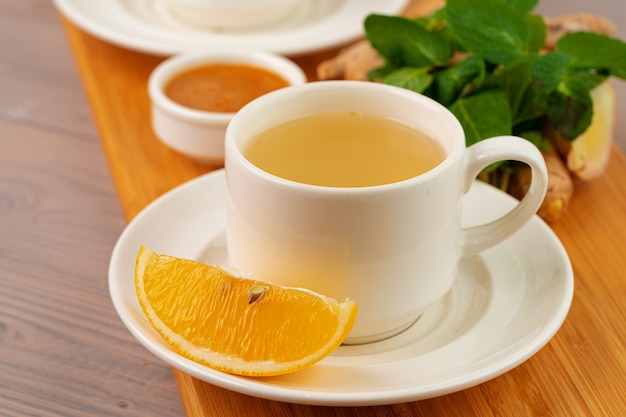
148;50;307;165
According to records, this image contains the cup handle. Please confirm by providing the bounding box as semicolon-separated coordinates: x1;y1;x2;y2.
461;136;548;257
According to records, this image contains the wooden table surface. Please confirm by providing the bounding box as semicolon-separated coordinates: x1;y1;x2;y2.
2;1;625;416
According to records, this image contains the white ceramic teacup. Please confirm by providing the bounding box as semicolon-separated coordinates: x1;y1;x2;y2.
224;81;548;344
162;0;300;29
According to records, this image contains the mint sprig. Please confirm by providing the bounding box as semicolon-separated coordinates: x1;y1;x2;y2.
364;0;626;148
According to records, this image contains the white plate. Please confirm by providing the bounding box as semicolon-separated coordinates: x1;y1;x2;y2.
53;0;409;56
108;170;574;406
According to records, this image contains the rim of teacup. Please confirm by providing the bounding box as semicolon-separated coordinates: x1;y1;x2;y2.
225;80;466;193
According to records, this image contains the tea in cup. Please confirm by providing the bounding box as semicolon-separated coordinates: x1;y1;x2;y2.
224;81;548;344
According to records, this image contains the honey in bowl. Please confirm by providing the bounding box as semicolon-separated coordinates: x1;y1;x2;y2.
164;63;290;113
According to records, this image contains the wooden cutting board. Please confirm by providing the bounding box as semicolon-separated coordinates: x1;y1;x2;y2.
60;0;626;415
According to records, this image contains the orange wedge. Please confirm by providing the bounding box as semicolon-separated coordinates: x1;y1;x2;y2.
134;245;357;376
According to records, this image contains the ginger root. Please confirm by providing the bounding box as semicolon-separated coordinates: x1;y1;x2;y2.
509;150;574;223
317;40;382;81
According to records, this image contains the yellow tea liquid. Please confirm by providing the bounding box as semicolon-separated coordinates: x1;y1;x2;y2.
243;111;446;187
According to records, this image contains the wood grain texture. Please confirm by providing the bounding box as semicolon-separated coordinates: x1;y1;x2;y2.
59;0;626;415
0;121;185;416
3;0;624;416
0;1;185;416
0;0;96;138
60;0;626;413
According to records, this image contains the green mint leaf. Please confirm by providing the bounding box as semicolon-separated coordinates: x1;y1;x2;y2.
430;6;447;23
502;0;538;14
412;16;434;30
532;50;607;140
449;89;512;146
433;55;486;106
568;71;608;91
525;14;547;53
446;0;530;65
556;32;626;79
484;56;543;126
367;63;399;81
533;51;608;92
531;51;572;92
412;7;446;31
364;14;453;68
381;67;434;94
412;12;460;53
539;77;594;140
519;130;551;151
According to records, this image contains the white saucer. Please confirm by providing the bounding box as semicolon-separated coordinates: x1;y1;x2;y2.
108;170;573;406
53;0;409;56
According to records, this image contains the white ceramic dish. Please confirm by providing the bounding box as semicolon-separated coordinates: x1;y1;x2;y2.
148;50;306;165
53;0;410;56
160;0;300;30
108;170;574;406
